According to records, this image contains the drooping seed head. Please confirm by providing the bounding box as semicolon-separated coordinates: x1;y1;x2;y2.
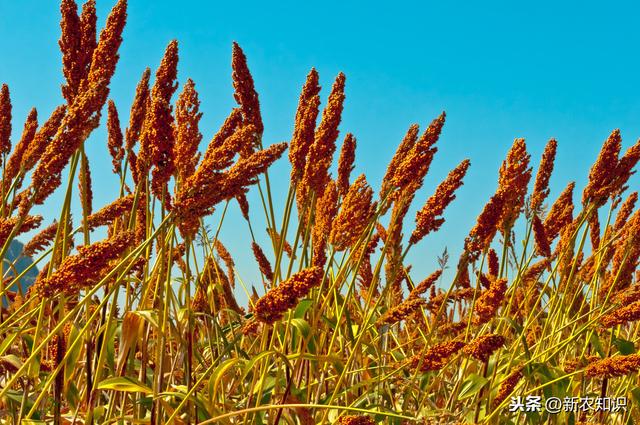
410;159;470;245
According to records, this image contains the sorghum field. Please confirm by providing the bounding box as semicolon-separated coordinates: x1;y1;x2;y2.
1;1;640;424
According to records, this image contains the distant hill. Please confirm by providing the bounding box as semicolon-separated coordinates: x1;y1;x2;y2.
3;239;39;298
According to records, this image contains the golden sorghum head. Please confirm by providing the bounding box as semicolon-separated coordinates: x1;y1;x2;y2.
409;159;470;244
436;321;468;338
253;267;323;324
409;270;442;298
252;241;273;283
464;192;506;261
477;272;491;289
29;0;127;207
387;264;410;305
525;325;542;348
78;150;93;214
564;357;599;375
487;248;499;277
312;180;338;267
139;40;179;199
544;181;575;242
379;124;419;204
22;105;67;174
199;255;242;316
84;0;127;95
241;318;260;337
330;175;376;251
588;211;601;252
59;0;97;101
236;194;250;221
78;0;97;77
383;195;412;300
532;214;550;257
472;278;507;325
613;285;640;306
31;231;133;298
426;287;475;313
606;210;640;294
0;84;11;155
530;138;557;213
199;123;255;173
86;193;135;230
301;73;346;196
5;108;38;188
174;78;203;185
356;233;380;297
463;334;505;362
337;133;357;198
214;239;235;287
585;354;640;378
0;215;43;249
174;141;286;237
554;217;579;278
497;138;532;233
231;42;263;136
613;192;638;232
600;300;640;328
409;340;466;372
107;99;124;173
125;67;150;152
493;367;523;407
377;297;426;326
375;222;388;244
172;242;187;273
608;138;640;199
47;333;66;370
59;0;82;103
289;68;320;183
582;129;624;207
522;259;549;286
392;113;445;194
191;285;210;314
337;416;375;425
24;216;73;263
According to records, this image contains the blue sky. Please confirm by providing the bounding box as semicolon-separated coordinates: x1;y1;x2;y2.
1;1;639;295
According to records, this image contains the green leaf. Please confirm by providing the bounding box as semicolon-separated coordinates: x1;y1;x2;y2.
65;382;80;410
242;351;276;380
0;354;23;371
65;325;81;382
0;333;16;355
458;373;488;400
613;338;636;355
589;333;605;358
210;358;241;401
97;376;152;394
5;389;33;410
132;310;160;330
291;318;311;339
294;299;314;318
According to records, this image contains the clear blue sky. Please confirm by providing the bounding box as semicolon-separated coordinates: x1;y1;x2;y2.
1;1;639;293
